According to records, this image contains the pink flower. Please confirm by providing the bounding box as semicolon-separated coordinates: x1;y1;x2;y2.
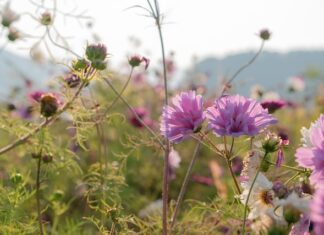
160;91;205;143
261;100;286;114
295;115;324;185
206;95;277;137
128;107;153;128
28;91;45;103
311;187;324;235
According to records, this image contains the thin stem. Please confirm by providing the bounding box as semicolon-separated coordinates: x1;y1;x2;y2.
224;137;241;195
102;77;165;150
36;157;44;235
171;141;202;228
0;81;86;156
220;40;265;96
102;67;134;118
242;151;269;235
265;160;306;173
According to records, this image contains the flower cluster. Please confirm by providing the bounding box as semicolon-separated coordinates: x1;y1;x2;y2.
160;93;277;143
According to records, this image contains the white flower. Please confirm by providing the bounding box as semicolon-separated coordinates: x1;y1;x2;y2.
168;148;181;169
251;214;273;235
240;173;277;220
301;119;321;147
278;192;311;214
240;150;262;184
250;84;264;99
288;76;305;92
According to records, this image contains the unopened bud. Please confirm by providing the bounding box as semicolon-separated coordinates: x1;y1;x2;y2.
7;27;20;41
40;94;59;117
42;154;53;163
259;29;271;41
283;204;301;224
85;43;107;63
72;58;89;71
64;73;81;88
40;12;52;26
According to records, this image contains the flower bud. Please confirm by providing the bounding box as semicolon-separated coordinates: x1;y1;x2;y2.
91;60;106;70
85;43;107;63
268;226;287;235
10;173;23;184
42;154;53;163
128;55;142;68
283;204;301;224
259;29;271;41
40;12;52;26
1;5;19;27
72;58;89;71
51;190;64;201
7;27;20;41
272;181;288;199
262;134;280;153
31;152;41;159
64;73;81;88
40;94;59;117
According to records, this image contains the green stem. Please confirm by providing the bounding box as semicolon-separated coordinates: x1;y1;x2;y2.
265;160;306;173
36;157;44;235
242;151;269;235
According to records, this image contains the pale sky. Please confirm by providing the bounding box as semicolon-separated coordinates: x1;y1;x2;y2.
6;0;324;69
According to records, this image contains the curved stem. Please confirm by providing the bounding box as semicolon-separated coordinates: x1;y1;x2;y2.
220;40;265;95
102;77;165;150
171;140;202;228
265;160;306;173
242;151;268;235
36;157;44;235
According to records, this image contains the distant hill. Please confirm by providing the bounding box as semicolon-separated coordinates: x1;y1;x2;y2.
187;50;324;97
0;50;63;102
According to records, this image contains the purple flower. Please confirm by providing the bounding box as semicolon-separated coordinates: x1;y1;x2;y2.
261;100;286;114
28;91;45;103
311;187;324;235
128;107;153;128
295;115;324;185
205;95;277;137
160;91;204;143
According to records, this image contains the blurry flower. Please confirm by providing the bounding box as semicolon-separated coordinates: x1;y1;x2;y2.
261;100;286;114
295;114;324;185
259;29;271;41
128;107;153;128
42;154;53;163
85;43;107;70
263;91;280;100
240;150;262;183
272;181;289;199
279;192;311;224
206;95;277;137
128;55;150;70
168;148;181;180
40;11;52;25
160;91;204;143
40;93;60;117
7;103;16;111
191;175;214;186
7;27;20;41
138;199;163;218
276;133;289;168
300;118;321;148
310;187;324;234
72;58;89;71
17;106;33;120
251;214;274;234
1;3;19;27
29;91;45;103
289;214;310;235
250;84;264;99
64;72;81;88
231;156;243;176
288;76;305;92
240;172;278;220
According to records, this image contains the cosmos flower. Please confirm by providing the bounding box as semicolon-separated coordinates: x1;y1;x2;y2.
261;100;286;114
295;114;324;185
310;186;324;235
160;91;204;143
128;107;153;129
206;95;277;137
288;76;305;92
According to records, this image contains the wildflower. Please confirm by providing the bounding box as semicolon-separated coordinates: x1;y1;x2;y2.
295;115;324;185
206;95;277;137
1;3;19;27
7;27;20;41
29;91;45;103
85;43;107;70
272;181;289;199
64;72;81;88
40;93;60;117
259;29;271;41
168;148;181;180
128;55;150;70
40;11;52;25
250;84;264;99
310;187;324;234
240;172;278;220
160;91;204;143
261;100;286;114
288;76;305;92
128;107;153;128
